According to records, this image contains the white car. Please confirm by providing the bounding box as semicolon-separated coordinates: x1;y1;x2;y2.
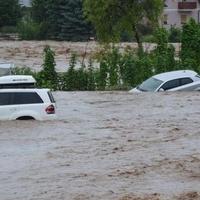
130;70;200;92
0;63;14;76
0;89;56;120
0;75;36;89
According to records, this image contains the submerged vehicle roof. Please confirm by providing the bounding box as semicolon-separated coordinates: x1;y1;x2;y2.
153;70;197;82
0;75;36;84
0;63;14;76
0;63;14;69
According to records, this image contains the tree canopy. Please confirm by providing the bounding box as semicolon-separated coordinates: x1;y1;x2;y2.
84;0;163;48
31;0;93;41
0;0;21;28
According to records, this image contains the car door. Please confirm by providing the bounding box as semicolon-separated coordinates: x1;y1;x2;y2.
11;92;44;120
0;92;13;120
159;79;180;91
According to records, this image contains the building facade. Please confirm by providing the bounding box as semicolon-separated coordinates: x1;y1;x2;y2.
163;0;200;28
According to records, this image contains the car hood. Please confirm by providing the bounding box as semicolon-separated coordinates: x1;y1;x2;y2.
129;87;142;93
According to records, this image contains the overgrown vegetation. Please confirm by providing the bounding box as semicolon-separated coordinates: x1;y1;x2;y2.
1;1;200;91
13;19;200;91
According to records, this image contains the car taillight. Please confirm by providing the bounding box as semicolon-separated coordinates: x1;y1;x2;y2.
45;105;55;114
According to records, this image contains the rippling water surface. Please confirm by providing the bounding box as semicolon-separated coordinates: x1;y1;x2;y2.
0;92;200;200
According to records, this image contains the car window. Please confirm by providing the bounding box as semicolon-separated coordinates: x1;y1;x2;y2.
180;78;193;86
0;93;12;105
161;79;180;90
195;75;200;79
12;92;43;105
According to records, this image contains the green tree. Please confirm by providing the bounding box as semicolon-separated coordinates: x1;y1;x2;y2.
181;19;200;73
17;16;42;40
30;0;49;39
120;50;153;87
97;61;108;90
153;28;176;74
58;0;93;41
38;46;58;90
87;58;96;90
63;53;78;91
99;47;121;87
76;67;88;90
0;0;21;28
31;0;93;41
31;0;48;23
84;0;163;52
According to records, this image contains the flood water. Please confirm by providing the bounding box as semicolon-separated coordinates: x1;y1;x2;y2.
0;92;200;200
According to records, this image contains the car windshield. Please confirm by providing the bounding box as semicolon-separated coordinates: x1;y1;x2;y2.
137;77;163;92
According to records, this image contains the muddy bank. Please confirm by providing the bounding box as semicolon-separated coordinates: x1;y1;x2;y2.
0;92;200;200
0;41;180;72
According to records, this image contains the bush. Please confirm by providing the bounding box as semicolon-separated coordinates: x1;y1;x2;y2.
12;66;36;75
63;54;97;91
63;53;78;91
142;35;155;43
168;26;181;43
87;58;96;90
0;26;17;33
17;17;42;40
38;46;58;90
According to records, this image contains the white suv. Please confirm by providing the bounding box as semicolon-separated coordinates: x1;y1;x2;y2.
0;75;36;89
0;89;56;120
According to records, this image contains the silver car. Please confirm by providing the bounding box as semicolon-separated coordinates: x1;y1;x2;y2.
130;70;200;92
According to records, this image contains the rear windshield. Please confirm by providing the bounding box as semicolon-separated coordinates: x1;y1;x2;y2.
0;83;35;89
48;91;56;103
0;92;43;106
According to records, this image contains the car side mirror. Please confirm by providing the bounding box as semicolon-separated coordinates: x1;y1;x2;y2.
159;88;165;92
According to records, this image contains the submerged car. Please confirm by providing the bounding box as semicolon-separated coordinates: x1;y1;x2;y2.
0;75;36;89
0;75;56;120
0;88;56;121
130;70;200;92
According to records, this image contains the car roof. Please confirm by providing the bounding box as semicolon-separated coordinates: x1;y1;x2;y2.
0;75;36;84
0;63;14;69
0;88;50;92
153;70;197;82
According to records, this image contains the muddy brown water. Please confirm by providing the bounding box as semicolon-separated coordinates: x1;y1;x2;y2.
0;92;200;200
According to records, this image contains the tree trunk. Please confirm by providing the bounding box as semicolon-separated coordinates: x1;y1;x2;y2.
134;25;143;56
